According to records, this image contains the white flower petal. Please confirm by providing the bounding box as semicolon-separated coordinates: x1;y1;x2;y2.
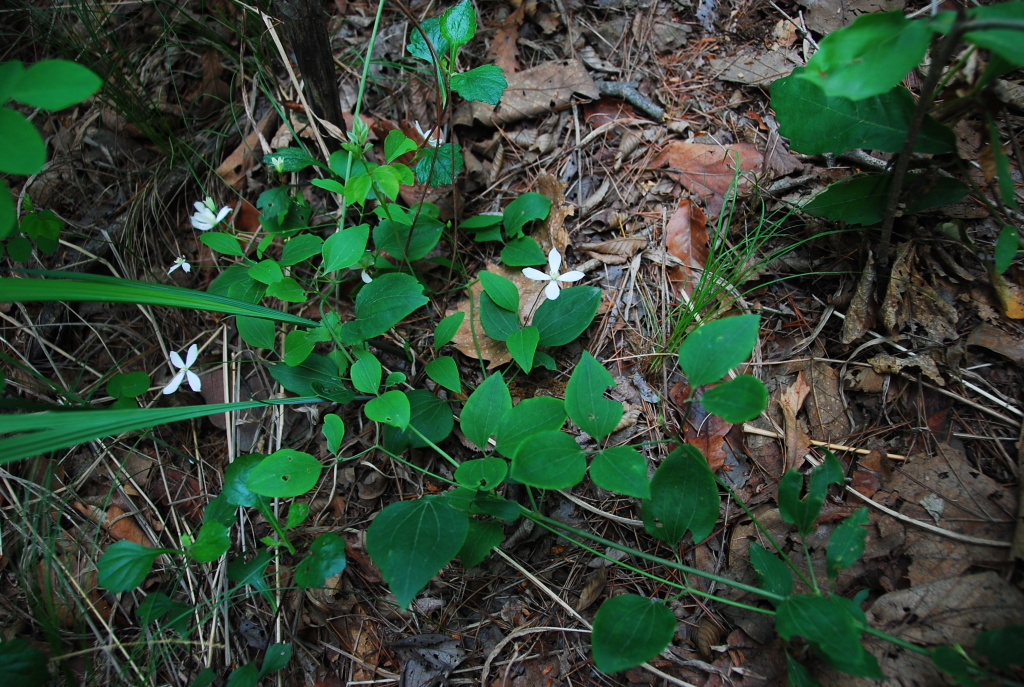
557;270;585;283
168;263;179;275
522;267;550;282
186;370;202;392
182;262;191;273
163;370;185;395
544;280;560;300
361;270;373;284
169;350;185;369
194;201;207;213
548;248;562;274
184;344;199;367
215;206;232;223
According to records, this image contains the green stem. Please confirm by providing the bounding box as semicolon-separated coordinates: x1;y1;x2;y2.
255;500;296;555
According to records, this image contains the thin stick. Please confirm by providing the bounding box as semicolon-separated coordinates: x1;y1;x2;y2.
742;423;908;461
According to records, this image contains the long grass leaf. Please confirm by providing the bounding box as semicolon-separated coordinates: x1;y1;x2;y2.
0;274;318;326
0;397;321;465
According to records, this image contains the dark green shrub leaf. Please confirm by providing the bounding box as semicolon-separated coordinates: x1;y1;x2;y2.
976;624;1024;670
479;270;520;311
506;325;538;371
776;595;882;678
187;521;231;563
778;451;844;536
434;312;465;348
98;541;167;593
280;234;323;266
227;549;273;605
590;445;650;499
106;371;151;398
322;414;345;455
414;143;463;185
642;445;718;545
13;59;101;110
322;223;369;271
995;225;1019;274
677;315;760;387
479;291;520;341
248;259;283;285
137;592;192;634
263;147;321;172
0;181;15;239
963;3;1024;67
451;64;506;105
351;350;382;394
384;129;418;163
366;496;468;608
565;351;622;440
458;519;503;568
700;375;768;423
407;17;450;64
591;595;675;673
510;430;585;489
785;652;824;687
223;454;265;508
236;316;276;350
0;107;46;175
382;389;453;451
771;71;955;155
258;644;292;679
374;215;443;261
341;272;428;343
804;173;969;226
749;542;793;600
283;329;314;367
500;236;547;266
455;457;508;491
503;192;552;238
295;532;347;588
0;638;51;685
199;231;245;257
246;449;322;498
461;373;512;450
365;389;411;429
265;277;305;303
826;507;868;579
533;285;601;346
426;356;461;393
440;0;476;48
270;354;344;397
495;396;566;458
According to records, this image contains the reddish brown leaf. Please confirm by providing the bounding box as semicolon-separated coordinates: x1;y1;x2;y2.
649;141;764;215
664;198;709;293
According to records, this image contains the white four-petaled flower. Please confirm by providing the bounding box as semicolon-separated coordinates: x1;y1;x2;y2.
190;197;232;231
168;256;191;275
163;344;202;395
523;248;585;300
271;156;285;173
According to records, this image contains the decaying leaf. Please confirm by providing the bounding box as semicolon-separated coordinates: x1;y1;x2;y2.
841;251;878;344
216;110;277;189
490;5;524;74
778;371;811;471
576;564;607;611
648;141;764;216
966;322;1024;364
664;198;709;293
881;242;960;339
989;264;1024;319
578;236;647;264
867;353;944;386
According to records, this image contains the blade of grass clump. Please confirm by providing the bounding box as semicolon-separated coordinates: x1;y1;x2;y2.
0;273;318;326
0;397;319;465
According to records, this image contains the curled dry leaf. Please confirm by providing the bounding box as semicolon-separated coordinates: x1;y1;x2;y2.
664;198;709;294
778;371;811;472
576;564;607;611
578;236;648;264
648;141;764;216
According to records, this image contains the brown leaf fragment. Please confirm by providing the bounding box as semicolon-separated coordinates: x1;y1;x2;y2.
578;236;648;261
664;198;709;293
72;502;153;546
454;59;599;127
648;141;764;216
489;5;523;74
867;352;945;386
989;264;1024;319
881;241;959;339
851;449;886;498
216;110;277;189
779;371;812;471
576;564;607;611
841;252;877;344
967;322;1024;364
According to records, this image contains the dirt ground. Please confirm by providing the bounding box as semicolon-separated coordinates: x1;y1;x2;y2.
1;0;1023;685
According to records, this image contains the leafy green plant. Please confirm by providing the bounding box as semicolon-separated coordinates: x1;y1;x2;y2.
770;4;1024;268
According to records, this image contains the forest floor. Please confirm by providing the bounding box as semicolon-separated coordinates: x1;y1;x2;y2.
1;0;1023;685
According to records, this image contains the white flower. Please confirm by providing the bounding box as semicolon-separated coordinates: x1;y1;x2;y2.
360;270;373;284
163;344;201;395
414;120;444;147
168;256;191;275
190;197;232;231
523;249;585;300
270;156;285;173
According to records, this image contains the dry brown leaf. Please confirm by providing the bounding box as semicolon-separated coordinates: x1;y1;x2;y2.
966;322;1024;364
649;141;764;216
454;59;599;127
881;242;960;339
576;565;607;611
664;198;709;293
73;502;153;546
579;236;648;264
490;5;524;74
779;371;812;472
535;171;572;253
989;264;1024;319
802;361;852;440
841;252;877;344
867;353;944;386
216;110;277;189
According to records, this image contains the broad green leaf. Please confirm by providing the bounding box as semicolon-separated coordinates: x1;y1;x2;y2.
374;216;443;261
227;549;274;607
12;60;101;109
187;521;231;563
963;3;1024;67
19;207;62;254
322;414;345;455
0;107;46;175
461;373;512;450
434;312;465;348
479;292;520;341
265;277;305;303
826;507;868;579
414;143;463;185
495;396;566;458
294;532;347;588
322;223;369;271
642;445;718;545
533;285;601;346
0;272;316;325
776;595;882;678
270;354;345;397
678;315;760;387
989;120;1020;211
365;389;411;429
0;638;51;685
454;457;508;491
248;259;283;285
503;192;552;237
226;662;258;687
478;271;520;311
460;213;503;231
0;62;26;103
770;71;956;155
203;493;236;527
440;0;476;48
749;542;793;600
500;236;547;266
0;181;15;239
106;371;151;398
510;430;586;489
199;232;245;257
366;496;468;608
458;519;503;568
258;644;292;679
778;451;844;536
800;12;932;100
384;129;417;163
804;173;969;226
283;329;314;367
371;164;411;201
136;592;192;634
263;147;322;172
285;503;309;529
591;595;675;673
98;541;169;593
280;234;323;266
407;17;450;64
340;272;428;343
590;445;650;499
451;64;507;105
425;355;461;393
786;652;825;687
246;449;322;498
236;315;276;350
382;389;454;451
565;351;622;439
700;375;768;423
506;325;539;371
996;225;1019;275
350;350;382;394
976;624;1024;671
